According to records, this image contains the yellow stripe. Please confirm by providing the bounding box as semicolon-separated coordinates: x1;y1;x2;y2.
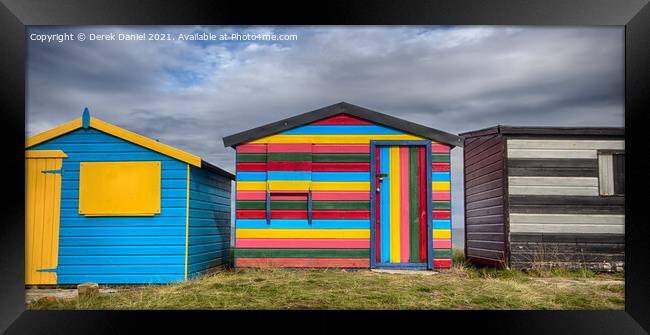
25;150;68;158
237;181;267;190
389;147;400;262
26;118;82;148
432;181;450;191
248;134;424;144
236;229;369;239
433;230;451;239
268;180;310;191
184;165;190;280
311;182;369;191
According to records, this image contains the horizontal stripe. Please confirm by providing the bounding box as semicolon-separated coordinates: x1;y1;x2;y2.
236;258;369;268
268;180;311;191
509;224;624;234
236;210;372;220
432;210;451;219
432;191;450;201
249;134;424;144
237;181;266;190
433;239;452;248
509;185;598;196
236;162;267;172
509;213;624;225
507;139;625;150
271;194;308;201
431;153;450;163
431;144;450;153
432;220;451;229
236;219;370;229
237;153;266;162
431;163;450;172
267;171;311;180
508;176;598;187
236;229;369;239
235;238;370;249
311;191;369;201
312;210;370;219
313;201;369;210
507;149;597;159
433;201;451;210
431;172;450;181
312;182;370;191
267;143;312;152
433;249;452;258
236;248;369;258
236;144;267;153
236;181;371;192
236;172;266;181
282;125;403;135
311;172;369;181
433;259;451;269
268;152;311;162
312;153;369;162
312;144;369;153
312;162;369;172
311;114;373;125
267;161;311;171
432;181;450;191
433;230;451;239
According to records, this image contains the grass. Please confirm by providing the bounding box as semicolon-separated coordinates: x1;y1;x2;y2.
28;249;624;310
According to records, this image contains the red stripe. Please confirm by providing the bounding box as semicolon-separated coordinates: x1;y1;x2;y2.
431;163;450;172
375;146;381;263
434;259;451;269
432;191;450;201
433;210;451;219
267;161;312;171
312;210;370;219
237;144;267;153
433;239;451;248
418;146;427;262
312;144;370;153
312;162;369;172
236;257;370;268
431;144;450;153
237;191;265;200
271;210;308;219
267;143;312;152
237;210;266;219
310;114;373;125
271;194;308;201
237;162;267;172
235;238;369;249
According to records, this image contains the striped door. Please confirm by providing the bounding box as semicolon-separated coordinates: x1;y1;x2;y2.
374;144;430;267
25;150;65;285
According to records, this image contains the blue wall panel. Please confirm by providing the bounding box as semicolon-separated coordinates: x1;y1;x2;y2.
187;165;232;279
29;128;187;284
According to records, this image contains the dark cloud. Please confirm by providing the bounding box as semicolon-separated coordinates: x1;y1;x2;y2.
26;26;624;231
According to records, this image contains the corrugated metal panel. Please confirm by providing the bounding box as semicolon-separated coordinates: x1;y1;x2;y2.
25;153;64;285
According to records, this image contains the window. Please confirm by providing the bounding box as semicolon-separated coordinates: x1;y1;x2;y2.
598;151;624;196
79;161;161;216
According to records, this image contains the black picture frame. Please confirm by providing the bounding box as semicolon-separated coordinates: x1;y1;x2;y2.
1;0;648;334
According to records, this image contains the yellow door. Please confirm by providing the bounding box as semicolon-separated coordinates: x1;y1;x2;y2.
25;150;66;285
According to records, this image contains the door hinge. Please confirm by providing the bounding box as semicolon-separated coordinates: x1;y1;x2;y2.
41;169;63;175
36;267;58;273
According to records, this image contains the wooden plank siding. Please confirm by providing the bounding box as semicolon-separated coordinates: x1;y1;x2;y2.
235;113;453;269
463;133;507;266
505;137;625;271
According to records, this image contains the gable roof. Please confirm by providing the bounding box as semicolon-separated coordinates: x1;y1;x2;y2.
26;108;235;179
460;125;625;139
222;102;463;148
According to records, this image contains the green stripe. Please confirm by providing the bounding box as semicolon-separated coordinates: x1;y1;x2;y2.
267;152;312;162
312;153;370;162
236;248;370;258
237;153;267;163
431;153;450;163
313;201;370;210
408;146;420;262
272;201;308;210
433;249;452;258
433;201;451;210
237;200;265;209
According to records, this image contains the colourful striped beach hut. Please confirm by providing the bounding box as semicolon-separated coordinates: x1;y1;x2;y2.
25;108;234;285
223;102;462;270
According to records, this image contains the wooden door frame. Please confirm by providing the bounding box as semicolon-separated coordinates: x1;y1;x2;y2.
369;140;433;270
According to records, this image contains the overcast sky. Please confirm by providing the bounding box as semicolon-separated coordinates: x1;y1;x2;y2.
26;26;624;237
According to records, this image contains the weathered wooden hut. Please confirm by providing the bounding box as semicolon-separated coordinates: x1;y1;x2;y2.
460;126;624;271
223;102;462;270
25;108;234;285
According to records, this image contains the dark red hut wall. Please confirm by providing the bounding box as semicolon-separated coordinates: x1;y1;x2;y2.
463;133;507;266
